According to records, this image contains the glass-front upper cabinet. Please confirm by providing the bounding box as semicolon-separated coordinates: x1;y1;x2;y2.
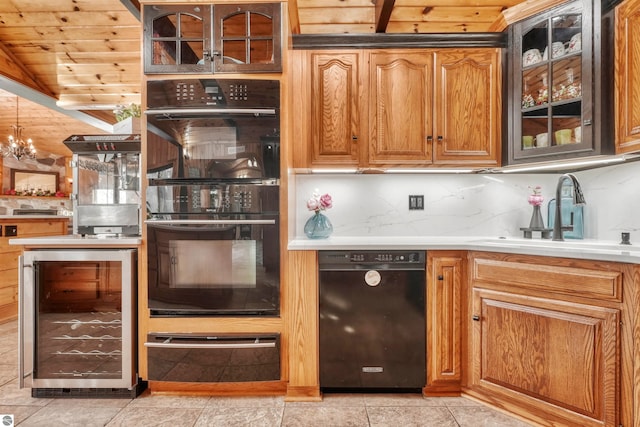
143;3;282;74
507;0;615;164
214;3;282;73
144;5;211;74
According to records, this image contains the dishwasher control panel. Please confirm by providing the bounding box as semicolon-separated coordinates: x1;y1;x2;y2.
318;250;425;267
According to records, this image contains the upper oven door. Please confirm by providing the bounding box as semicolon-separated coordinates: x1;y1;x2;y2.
146;79;280;180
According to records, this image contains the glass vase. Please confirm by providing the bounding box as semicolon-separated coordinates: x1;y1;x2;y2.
304;211;333;239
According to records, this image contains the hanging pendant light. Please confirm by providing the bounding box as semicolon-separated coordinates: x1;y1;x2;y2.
2;97;37;160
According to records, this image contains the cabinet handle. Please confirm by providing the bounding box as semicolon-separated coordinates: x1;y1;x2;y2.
472;315;480;321
352;135;358;141
437;275;443;280
427;136;433;142
583;119;592;126
437;136;443;142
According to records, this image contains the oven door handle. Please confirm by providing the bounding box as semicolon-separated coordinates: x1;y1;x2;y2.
144;341;276;350
145;108;276;116
145;219;275;225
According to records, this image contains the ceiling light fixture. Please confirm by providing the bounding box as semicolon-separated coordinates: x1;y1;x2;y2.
2;97;36;160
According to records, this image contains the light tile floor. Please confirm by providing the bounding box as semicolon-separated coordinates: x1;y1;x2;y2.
0;320;533;426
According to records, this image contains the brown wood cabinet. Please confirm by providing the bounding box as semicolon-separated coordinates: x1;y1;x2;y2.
370;50;501;167
464;252;637;427
307;51;365;167
0;217;69;323
143;2;282;74
615;0;640;154
292;48;501;170
424;251;465;396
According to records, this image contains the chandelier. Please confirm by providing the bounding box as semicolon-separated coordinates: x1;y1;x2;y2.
1;97;36;160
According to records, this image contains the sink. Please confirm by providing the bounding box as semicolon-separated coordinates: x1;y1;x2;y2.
474;237;640;253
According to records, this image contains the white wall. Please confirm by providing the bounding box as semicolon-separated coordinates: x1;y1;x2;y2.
293;161;640;242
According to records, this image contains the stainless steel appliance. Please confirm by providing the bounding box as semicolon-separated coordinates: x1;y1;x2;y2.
63;135;142;236
18;249;143;397
318;250;426;390
145;77;280;317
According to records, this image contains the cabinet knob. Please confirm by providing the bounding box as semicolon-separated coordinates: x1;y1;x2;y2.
437;136;443;142
472;315;480;321
437;275;443;280
583;119;592;126
352;135;358;141
427;136;433;142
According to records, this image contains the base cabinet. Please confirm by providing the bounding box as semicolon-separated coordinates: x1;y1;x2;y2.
0;217;68;323
424;251;464;395
464;252;630;427
470;289;619;426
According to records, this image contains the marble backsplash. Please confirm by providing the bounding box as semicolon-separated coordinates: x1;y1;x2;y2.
293;160;640;242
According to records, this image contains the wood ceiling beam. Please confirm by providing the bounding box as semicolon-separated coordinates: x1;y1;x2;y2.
0;40;55;98
119;0;141;21
375;0;395;33
0;76;112;132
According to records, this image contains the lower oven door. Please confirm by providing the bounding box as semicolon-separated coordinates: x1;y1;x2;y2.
145;333;280;382
146;218;280;316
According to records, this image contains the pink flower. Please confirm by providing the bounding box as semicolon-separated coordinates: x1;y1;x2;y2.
319;194;333;210
528;185;544;206
307;189;333;213
306;197;320;211
528;194;544;206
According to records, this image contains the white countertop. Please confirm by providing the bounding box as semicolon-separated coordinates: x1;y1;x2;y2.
9;234;141;247
288;236;640;264
0;215;70;220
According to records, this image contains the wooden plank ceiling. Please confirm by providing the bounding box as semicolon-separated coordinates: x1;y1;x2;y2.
0;0;558;158
0;0;141;157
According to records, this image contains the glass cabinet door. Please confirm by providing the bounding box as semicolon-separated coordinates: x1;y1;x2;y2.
214;3;282;73
511;0;593;162
143;4;281;74
143;5;212;74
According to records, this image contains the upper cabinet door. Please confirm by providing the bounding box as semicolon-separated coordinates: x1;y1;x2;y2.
309;51;363;166
512;1;590;162
143;4;212;74
368;51;434;166
143;3;282;74
213;3;282;73
615;0;640;154
434;49;501;166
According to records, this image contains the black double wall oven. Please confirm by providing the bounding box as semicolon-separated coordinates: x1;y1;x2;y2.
145;78;280;317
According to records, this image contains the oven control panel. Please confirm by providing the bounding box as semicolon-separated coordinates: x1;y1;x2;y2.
147;79;279;109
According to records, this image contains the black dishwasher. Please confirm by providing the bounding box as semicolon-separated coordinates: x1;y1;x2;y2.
319;250;426;390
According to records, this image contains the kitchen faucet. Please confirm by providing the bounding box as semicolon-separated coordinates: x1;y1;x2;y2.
552;173;586;241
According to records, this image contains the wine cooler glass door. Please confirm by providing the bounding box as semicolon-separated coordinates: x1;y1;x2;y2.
19;249;136;390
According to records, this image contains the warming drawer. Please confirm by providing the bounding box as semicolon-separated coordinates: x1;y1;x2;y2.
145;333;280;382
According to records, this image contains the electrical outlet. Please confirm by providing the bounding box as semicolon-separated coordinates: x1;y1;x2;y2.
408;195;424;210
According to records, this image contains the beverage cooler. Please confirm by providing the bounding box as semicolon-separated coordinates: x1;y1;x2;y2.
18;249;143;397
